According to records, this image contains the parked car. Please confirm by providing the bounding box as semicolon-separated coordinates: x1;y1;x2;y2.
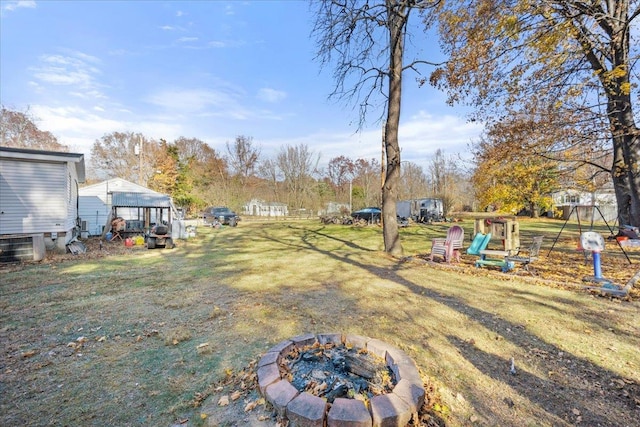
201;206;240;227
351;207;410;226
351;207;381;223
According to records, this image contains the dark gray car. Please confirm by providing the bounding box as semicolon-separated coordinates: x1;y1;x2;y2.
201;206;240;227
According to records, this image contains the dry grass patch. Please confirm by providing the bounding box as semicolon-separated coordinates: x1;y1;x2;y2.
1;219;638;426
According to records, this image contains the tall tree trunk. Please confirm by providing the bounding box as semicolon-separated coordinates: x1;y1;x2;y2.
530;202;539;218
382;2;406;257
607;93;640;227
598;4;640;227
611;133;640;227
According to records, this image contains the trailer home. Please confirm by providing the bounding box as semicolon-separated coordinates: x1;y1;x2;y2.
0;147;85;260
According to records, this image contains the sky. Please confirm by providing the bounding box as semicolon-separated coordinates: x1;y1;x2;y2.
0;0;483;173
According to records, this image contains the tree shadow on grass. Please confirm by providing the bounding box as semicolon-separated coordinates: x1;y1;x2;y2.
291;225;640;426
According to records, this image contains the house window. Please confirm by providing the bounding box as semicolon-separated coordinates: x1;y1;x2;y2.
564;194;580;204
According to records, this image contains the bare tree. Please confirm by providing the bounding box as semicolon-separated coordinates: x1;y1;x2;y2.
353;157;383;208
226;135;260;187
313;0;439;256
399;161;428;201
0;107;68;152
427;149;471;214
90;132;159;184
276;144;320;211
327;155;356;204
258;158;283;203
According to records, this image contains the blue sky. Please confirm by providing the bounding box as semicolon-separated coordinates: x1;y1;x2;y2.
0;0;482;172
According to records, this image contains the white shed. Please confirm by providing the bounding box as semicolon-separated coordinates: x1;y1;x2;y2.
78;178;164;236
0;147;85;257
551;188;618;222
243;199;288;217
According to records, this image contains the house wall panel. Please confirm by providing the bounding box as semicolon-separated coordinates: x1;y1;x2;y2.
0;159;66;235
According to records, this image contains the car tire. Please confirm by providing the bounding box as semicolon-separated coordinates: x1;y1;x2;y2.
165;238;174;249
147;237;156;249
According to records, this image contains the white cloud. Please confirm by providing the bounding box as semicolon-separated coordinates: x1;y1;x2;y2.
146;87;240;113
160;25;175;31
2;0;36;12
142;83;289;122
29;51;105;98
255;112;481;170
29;104;185;157
257;88;286;103
208;40;227;48
176;10;184;17
177;36;198;43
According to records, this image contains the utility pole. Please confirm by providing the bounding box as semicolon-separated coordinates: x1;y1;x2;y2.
138;135;143;185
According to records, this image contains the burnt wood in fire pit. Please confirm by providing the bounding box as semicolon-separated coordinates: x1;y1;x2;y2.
343;352;379;379
258;333;426;426
283;342;394;403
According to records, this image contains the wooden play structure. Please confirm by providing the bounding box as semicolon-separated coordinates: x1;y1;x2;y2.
473;215;520;251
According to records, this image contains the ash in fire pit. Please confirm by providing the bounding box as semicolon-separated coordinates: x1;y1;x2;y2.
282;342;395;402
257;333;426;426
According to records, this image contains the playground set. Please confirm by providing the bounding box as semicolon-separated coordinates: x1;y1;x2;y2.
471;216;527;272
547;205;636;297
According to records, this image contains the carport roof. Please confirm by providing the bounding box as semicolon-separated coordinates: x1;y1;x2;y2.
111;192;172;208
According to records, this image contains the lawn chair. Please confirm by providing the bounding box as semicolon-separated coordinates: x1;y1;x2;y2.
505;236;543;273
430;225;465;263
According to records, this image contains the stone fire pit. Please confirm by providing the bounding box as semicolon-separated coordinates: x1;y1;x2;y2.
257;333;425;426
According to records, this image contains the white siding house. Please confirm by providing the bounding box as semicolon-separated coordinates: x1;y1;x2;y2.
243;199;288;217
78;178;165;236
551;188;618;222
0;147;85;254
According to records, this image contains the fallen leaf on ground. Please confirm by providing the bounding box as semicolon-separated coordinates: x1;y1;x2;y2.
244;400;258;412
218;395;229;406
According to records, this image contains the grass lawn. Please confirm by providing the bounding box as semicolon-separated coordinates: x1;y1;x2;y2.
1;218;639;426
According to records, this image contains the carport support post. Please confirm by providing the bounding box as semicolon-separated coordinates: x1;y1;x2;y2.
144;208;151;233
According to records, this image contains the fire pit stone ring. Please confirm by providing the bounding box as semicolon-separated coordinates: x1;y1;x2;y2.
257;333;425;426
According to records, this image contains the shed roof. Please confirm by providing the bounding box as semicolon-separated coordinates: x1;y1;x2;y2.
80;178;161;196
111;192;172;208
